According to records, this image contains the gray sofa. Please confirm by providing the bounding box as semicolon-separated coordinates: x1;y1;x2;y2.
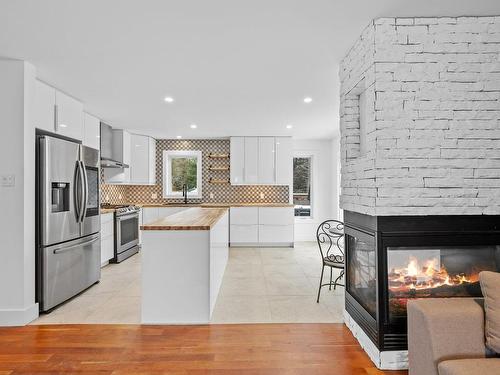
408;298;500;375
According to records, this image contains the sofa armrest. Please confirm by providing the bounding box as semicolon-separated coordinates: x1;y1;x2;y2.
408;298;487;375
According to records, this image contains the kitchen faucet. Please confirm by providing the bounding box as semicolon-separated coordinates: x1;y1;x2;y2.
182;184;188;204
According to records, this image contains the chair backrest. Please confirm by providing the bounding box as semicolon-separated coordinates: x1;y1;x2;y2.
316;220;344;260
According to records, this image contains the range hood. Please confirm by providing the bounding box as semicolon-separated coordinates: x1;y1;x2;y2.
100;122;129;168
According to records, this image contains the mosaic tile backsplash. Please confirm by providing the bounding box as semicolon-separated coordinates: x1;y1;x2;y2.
101;139;289;205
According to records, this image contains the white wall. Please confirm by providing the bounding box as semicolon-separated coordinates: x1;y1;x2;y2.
293;139;340;241
331;137;342;222
340;16;500;216
0;59;38;325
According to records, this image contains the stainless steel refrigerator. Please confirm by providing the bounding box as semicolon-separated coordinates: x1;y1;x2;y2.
36;134;101;312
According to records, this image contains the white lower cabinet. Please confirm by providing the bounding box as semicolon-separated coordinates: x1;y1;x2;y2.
258;207;294;225
230;207;258;225
138;208;143;246
100;212;114;266
230;207;294;247
259;225;294;244
230;224;259;244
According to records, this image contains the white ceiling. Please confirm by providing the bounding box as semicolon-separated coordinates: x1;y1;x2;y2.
1;0;499;140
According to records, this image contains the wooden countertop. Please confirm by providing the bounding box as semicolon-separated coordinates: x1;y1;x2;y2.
126;202;294;208
100;208;115;214
141;207;228;231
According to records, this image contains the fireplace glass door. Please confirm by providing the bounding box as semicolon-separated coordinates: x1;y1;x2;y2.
347;233;377;318
387;245;500;321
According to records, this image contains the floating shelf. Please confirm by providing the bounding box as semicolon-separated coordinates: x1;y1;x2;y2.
209;177;230;185
209;165;230;172
208;153;230;159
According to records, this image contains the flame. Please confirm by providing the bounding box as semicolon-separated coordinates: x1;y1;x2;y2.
388;256;478;292
407;257;419;277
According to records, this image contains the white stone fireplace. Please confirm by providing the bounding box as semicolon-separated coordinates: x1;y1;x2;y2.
339;16;500;370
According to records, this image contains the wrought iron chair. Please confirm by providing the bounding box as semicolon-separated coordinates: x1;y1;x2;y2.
316;219;345;303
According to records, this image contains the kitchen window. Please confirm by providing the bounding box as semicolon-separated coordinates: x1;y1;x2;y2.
293;156;312;217
163;150;202;198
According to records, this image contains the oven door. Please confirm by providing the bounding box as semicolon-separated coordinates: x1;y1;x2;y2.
116;213;139;254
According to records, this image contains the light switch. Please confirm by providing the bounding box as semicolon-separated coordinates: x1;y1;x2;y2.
151;193;158;199
1;174;15;187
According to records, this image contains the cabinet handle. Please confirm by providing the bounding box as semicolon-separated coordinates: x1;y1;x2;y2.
54;104;58;132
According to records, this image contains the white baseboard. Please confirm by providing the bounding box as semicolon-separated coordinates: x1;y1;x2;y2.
230;242;294;247
0;303;39;326
343;309;408;370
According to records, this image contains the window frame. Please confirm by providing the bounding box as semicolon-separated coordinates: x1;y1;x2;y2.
162;150;203;199
293;153;314;220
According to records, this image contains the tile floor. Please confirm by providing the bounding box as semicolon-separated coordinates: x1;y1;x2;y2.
32;242;344;325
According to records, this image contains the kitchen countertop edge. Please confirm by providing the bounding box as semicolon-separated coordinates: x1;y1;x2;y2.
141;207;229;231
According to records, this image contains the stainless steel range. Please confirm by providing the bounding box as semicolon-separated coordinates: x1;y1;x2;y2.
102;204;140;262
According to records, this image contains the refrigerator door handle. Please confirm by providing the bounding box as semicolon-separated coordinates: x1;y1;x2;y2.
80;161;89;221
77;161;86;223
52;235;100;254
74;161;81;222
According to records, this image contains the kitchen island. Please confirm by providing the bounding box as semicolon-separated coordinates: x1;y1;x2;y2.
140;207;229;324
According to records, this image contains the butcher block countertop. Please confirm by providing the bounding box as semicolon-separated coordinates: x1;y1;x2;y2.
100;208;115;214
141;207;228;231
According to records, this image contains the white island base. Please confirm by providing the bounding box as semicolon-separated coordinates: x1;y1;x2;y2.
141;209;229;324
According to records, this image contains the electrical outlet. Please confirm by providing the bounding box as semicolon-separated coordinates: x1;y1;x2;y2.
260;192;265;199
209;193;214;199
1;174;15;187
105;194;110;202
151;193;158;199
118;193;122;200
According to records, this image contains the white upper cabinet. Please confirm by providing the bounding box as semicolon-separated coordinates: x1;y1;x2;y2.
258;137;275;184
83;113;100;150
130;134;156;185
244;137;259;184
34;80;56;132
275;137;293;185
230;136;292;186
148;136;156;183
230;137;245;184
34;79;84;141
55;90;83;140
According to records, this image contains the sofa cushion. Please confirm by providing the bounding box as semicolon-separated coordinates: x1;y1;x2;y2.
438;358;500;375
480;271;500;354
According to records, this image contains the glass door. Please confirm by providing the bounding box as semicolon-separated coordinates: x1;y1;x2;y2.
117;214;139;252
85;166;99;217
346;231;377;319
386;245;500;322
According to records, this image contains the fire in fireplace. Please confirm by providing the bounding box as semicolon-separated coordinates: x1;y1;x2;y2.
344;211;500;351
386;246;495;320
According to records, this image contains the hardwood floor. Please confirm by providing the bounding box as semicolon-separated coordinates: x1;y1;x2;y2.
0;324;407;374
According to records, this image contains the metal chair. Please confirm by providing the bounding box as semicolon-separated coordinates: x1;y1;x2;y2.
316;219;345;303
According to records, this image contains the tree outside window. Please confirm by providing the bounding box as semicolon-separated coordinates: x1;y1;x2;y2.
293;156;312;217
163;150;202;198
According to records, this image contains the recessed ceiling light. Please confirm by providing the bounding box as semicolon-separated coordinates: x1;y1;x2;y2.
286;124;293;129
303;97;313;103
176;135;182;139
164;96;174;103
190;124;197;129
